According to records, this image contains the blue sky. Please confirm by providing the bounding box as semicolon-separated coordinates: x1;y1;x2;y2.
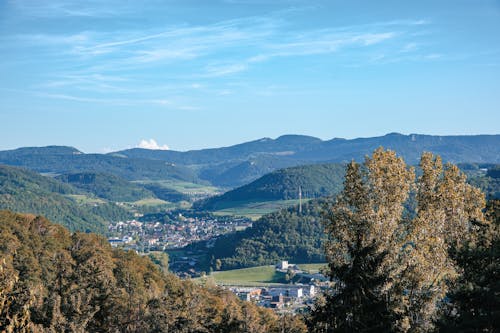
1;0;499;152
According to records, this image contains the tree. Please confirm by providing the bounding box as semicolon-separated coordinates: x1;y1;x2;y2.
436;200;499;332
309;148;486;333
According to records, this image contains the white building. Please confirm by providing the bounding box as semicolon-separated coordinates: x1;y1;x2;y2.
278;260;289;270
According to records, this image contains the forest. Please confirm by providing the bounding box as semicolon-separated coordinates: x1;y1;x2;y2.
0;210;306;332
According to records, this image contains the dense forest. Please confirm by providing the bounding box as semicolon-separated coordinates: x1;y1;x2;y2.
207;198;328;269
0;146;198;182
0;165;131;233
56;172;154;202
0;210;306;332
196;163;345;210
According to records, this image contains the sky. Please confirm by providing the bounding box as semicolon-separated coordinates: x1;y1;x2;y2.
1;0;499;153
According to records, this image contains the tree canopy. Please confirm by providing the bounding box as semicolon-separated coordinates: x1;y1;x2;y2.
0;210;305;332
309;148;494;332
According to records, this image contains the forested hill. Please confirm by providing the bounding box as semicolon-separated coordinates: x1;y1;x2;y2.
113;133;500;187
113;133;500;165
0;146;198;182
206;198;330;270
56;172;154;202
0;165;130;232
0;211;301;332
196;163;345;210
2;134;499;188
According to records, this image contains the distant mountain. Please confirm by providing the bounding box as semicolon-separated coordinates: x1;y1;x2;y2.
294;133;500;164
2;134;499;189
0;146;198;182
112;133;500;187
198;155;304;188
196;163;346;210
0;164;130;232
56;172;154;202
112;135;322;165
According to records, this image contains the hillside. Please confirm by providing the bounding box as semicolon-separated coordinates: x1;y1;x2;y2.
0;211;296;332
0;146;198;182
463;164;500;199
113;135;322;165
203;166;500;270
2;134;499;189
205;198;329;270
56;172;154;202
113;133;500;187
197;163;345;210
0;165;130;232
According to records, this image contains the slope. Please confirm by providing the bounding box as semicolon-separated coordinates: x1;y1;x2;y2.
0;164;130;232
0;211;291;332
196;163;345;210
112;133;500;187
205;198;329;270
56;171;154;202
0;146;198;181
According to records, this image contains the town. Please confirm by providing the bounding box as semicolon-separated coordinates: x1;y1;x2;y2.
107;211;253;251
214;261;328;314
107;214;329;314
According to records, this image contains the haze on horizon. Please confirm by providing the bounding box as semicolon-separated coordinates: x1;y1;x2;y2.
1;0;499;153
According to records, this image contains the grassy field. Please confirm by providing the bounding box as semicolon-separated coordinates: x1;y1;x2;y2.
297;263;327;274
208;265;288;286
212;199;311;220
132;197;172;206
134;179;220;196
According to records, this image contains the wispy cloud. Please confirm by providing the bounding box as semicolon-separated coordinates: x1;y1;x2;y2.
33;90;201;111
11;0;133;18
203;63;248;77
4;6;437;106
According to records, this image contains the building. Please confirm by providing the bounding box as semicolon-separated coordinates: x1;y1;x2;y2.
277;260;289;270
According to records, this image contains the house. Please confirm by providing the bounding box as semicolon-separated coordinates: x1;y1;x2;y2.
269;287;303;299
270;294;284;309
277;260;289;270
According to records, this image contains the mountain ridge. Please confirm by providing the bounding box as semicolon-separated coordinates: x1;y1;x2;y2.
2;133;499;188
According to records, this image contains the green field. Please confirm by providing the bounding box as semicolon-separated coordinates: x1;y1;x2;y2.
132;197;172;206
297;263;327;274
212;199;311;220
208;265;288;286
134;179;220;195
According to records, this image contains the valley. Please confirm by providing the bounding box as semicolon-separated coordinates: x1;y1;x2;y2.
1;135;500;319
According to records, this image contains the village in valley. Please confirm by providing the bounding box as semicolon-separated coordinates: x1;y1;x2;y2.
107;212;328;314
106;212;252;251
222;261;328;314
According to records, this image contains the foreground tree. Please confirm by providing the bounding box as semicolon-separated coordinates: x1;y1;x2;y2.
0;210;296;333
309;148;487;332
436;200;499;332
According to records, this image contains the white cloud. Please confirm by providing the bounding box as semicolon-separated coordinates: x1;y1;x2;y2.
137;139;169;150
